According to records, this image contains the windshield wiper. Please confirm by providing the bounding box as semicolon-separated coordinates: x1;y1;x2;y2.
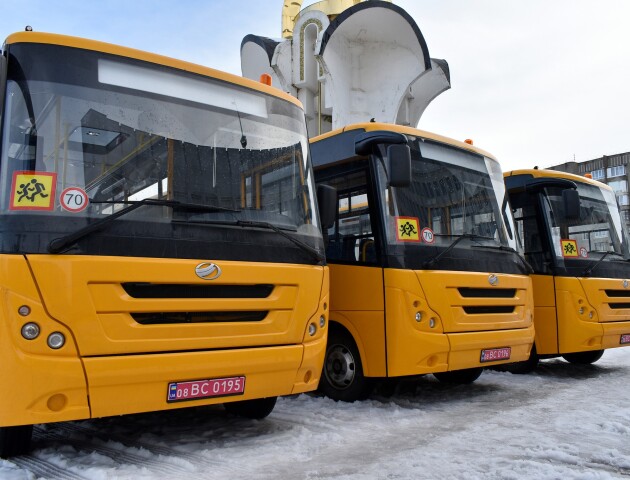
48;199;240;254
235;219;324;263
422;233;494;269
581;250;625;277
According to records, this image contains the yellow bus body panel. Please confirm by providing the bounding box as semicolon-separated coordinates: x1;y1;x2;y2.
417;271;533;332
327;264;386;377
0;256;89;426
27;256;326;355
385;269;534;376
327;264;534;379
83;343;316;418
531;275;559;355
554;276;630;354
0;255;327;426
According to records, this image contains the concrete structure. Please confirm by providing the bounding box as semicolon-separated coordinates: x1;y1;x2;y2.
241;0;450;137
549;151;630;229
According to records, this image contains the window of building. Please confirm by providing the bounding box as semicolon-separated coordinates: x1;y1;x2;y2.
618;194;630;206
608;179;628;194
607;165;626;177
591;169;605;180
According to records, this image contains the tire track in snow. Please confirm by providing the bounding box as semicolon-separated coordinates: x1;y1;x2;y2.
10;455;90;480
33;427;196;477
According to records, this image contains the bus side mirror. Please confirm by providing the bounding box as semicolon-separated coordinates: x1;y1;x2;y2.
563;189;581;219
388;144;411;187
317;184;337;230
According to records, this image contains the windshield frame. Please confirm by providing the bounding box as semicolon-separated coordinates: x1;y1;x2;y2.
0;41;323;263
372;136;523;273
540;182;630;263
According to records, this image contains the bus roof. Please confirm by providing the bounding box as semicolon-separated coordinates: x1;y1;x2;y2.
310;122;497;163
504;168;613;192
3;31;304;110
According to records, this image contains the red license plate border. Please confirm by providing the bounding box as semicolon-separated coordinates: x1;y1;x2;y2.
621;334;630;345
480;346;512;363
167;375;246;403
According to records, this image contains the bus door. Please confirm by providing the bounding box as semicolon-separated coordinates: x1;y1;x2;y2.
511;190;559;354
321;166;386;377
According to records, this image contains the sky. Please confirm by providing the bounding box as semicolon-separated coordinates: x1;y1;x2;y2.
1;0;629;172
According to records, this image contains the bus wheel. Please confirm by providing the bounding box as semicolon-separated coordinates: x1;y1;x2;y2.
0;425;33;458
224;397;277;419
506;344;539;374
562;350;605;365
319;328;372;402
433;367;483;384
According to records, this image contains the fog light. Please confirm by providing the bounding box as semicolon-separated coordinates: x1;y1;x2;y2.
18;305;31;316
308;323;317;336
429;318;436;328
415;312;422;322
319;315;326;328
21;322;40;340
47;332;65;349
578;307;584;315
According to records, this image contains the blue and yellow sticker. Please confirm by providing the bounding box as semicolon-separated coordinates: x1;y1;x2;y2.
10;171;57;211
395;216;420;242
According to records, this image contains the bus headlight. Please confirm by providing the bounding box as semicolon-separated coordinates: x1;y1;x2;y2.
21;322;40;340
47;332;66;349
308;323;317;336
319;315;326;328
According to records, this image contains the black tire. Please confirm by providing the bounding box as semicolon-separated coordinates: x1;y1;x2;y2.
506;344;540;374
562;349;605;365
224;397;277;419
0;425;33;458
318;327;373;402
433;367;483;384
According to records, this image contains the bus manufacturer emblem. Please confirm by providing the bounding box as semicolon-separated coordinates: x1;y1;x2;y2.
624;280;629;289
195;262;222;280
488;274;499;286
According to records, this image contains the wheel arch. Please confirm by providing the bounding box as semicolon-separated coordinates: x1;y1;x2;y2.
327;316;374;377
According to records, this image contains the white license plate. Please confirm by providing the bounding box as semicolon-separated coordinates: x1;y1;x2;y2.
621;334;630;345
480;347;512;363
167;376;245;402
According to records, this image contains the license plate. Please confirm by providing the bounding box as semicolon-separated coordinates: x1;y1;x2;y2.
480;347;512;363
167;376;245;402
621;334;630;345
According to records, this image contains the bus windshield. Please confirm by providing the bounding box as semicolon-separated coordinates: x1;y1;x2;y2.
542;182;630;260
379;138;517;257
0;43;321;258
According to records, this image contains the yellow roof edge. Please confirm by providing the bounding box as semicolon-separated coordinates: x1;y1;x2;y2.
3;31;304;110
311;122;498;162
504;168;612;191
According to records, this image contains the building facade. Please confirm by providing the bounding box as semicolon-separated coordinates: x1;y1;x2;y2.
548;152;630;234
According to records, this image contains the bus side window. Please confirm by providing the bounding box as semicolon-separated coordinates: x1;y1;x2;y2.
323;169;377;264
512;194;551;274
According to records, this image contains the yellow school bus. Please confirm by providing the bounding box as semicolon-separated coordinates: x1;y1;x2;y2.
504;169;630;371
0;31;332;456
311;123;535;401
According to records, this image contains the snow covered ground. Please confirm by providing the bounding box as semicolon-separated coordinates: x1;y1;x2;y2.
2;348;629;480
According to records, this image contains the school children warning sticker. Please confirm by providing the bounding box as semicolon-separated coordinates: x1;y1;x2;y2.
395;217;421;242
561;239;579;257
60;187;89;212
10;171;57;211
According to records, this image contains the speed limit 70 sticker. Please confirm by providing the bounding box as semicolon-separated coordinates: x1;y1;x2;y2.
60;187;89;213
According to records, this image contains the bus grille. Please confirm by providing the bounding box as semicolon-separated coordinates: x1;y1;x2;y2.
458;288;517;298
132;311;268;324
122;283;273;299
